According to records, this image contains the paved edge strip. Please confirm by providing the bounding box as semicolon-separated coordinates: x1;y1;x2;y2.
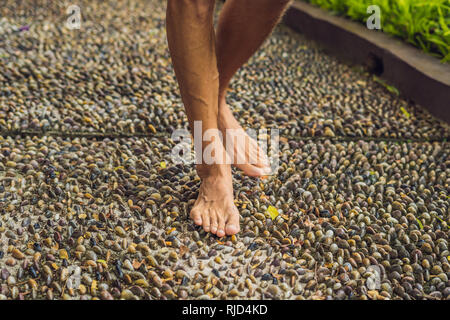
282;1;450;124
0;130;447;144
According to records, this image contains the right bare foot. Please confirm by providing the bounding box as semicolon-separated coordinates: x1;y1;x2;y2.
190;164;240;237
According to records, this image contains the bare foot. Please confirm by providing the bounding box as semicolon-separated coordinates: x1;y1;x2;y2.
218;97;271;177
190;164;240;237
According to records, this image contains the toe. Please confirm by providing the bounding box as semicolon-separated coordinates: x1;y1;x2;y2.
210;211;218;234
225;208;240;235
236;163;272;177
216;212;226;237
190;208;202;226
202;210;211;232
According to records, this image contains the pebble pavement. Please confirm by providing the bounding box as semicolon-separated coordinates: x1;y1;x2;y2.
0;0;448;300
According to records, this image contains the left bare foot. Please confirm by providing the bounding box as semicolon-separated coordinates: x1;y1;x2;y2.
218;97;271;177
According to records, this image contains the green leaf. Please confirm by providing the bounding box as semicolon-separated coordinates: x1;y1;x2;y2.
400;107;411;118
386;84;400;96
302;0;449;61
416;218;424;230
373;76;400;96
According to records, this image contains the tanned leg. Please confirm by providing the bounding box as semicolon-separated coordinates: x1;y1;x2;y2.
166;0;239;237
216;0;292;176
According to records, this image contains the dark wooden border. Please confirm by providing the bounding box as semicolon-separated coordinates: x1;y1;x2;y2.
283;1;450;124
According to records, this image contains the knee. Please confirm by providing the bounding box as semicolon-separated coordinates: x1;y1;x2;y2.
168;0;214;21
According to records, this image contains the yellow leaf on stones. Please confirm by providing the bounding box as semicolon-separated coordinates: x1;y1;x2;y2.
59;249;69;260
160;161;166;169
266;206;279;220
400;107;410;118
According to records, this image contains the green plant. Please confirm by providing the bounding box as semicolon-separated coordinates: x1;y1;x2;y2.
302;0;450;62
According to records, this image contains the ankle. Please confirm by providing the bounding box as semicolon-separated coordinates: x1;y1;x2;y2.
218;92;228;110
196;163;230;179
218;100;232;122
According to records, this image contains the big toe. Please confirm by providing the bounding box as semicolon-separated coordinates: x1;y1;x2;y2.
190;208;202;226
216;214;226;238
225;210;240;235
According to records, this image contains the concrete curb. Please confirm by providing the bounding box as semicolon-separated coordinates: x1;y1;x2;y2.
283;1;450;124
